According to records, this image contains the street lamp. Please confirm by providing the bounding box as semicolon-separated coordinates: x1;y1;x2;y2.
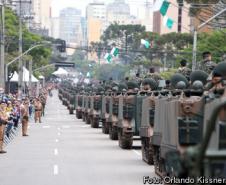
192;7;226;71
5;42;51;95
5;42;51;82
0;1;5;89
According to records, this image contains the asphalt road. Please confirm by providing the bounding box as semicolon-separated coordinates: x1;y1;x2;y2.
0;91;156;185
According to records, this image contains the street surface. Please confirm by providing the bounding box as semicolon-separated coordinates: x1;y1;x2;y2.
0;91;155;185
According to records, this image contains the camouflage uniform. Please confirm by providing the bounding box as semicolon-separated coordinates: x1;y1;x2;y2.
198;61;217;74
132;77;142;87
177;67;191;79
145;73;162;82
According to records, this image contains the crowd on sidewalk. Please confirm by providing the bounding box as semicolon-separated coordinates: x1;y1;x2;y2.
0;84;54;154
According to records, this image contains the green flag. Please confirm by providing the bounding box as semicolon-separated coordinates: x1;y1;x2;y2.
110;47;119;57
86;72;91;77
141;39;150;49
163;16;174;29
160;0;170;16
104;53;112;63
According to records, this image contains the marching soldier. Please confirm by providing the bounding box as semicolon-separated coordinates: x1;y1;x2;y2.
145;67;162;83
141;78;158;92
21;99;29;136
177;59;191;80
34;98;42;123
198;51;217;74
206;62;226;92
39;93;47;117
0;101;8;154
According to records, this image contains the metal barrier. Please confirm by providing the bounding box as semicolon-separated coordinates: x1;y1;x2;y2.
3;123;21;147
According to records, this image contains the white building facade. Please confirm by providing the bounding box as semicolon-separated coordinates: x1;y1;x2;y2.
59;8;82;45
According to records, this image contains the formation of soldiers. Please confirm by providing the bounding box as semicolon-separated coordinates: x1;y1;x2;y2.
59;51;226;181
0;85;52;154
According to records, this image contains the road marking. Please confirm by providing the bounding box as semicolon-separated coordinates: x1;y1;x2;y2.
54;148;58;156
55;139;59;143
62;125;70;129
133;150;142;156
57;132;61;136
57;127;61;131
53;165;59;175
42;125;50;128
28;126;31;129
81;125;89;128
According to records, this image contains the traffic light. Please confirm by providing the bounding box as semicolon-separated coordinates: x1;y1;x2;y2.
54;62;75;68
60;40;66;52
56;39;66;52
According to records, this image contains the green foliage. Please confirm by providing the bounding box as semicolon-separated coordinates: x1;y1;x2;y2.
160;68;177;80
95;64;128;81
179;30;226;64
71;50;129;80
97;23;193;70
5;8;52;75
34;66;55;79
101;23;145;46
197;30;226;62
71;50;97;75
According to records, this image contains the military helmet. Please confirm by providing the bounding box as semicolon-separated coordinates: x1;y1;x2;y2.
190;70;208;85
118;83;128;93
96;86;105;94
170;73;189;89
142;78;158;90
192;80;204;90
104;84;112;91
84;86;91;93
213;62;226;77
127;81;139;90
176;81;186;90
110;81;118;87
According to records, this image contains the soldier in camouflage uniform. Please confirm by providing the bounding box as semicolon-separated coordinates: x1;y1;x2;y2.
206;62;226;92
198;51;217;74
145;67;162;83
177;59;191;80
132;73;142;87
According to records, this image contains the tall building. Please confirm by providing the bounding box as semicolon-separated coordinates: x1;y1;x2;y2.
141;0;153;32
86;2;106;45
31;0;52;36
59;8;82;45
106;0;130;24
86;1;106;20
50;17;60;39
12;0;32;16
80;17;87;46
106;0;141;27
153;0;191;34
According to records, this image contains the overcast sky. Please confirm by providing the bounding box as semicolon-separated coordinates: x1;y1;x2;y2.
51;0;153;18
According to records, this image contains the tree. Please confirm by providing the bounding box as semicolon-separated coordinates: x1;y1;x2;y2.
101;23;145;49
179;29;226;68
95;64;128;81
5;8;52;78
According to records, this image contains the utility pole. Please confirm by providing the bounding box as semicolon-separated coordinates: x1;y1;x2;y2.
28;59;32;97
177;0;183;33
97;44;101;66
18;0;23;99
125;31;128;65
0;1;5;89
